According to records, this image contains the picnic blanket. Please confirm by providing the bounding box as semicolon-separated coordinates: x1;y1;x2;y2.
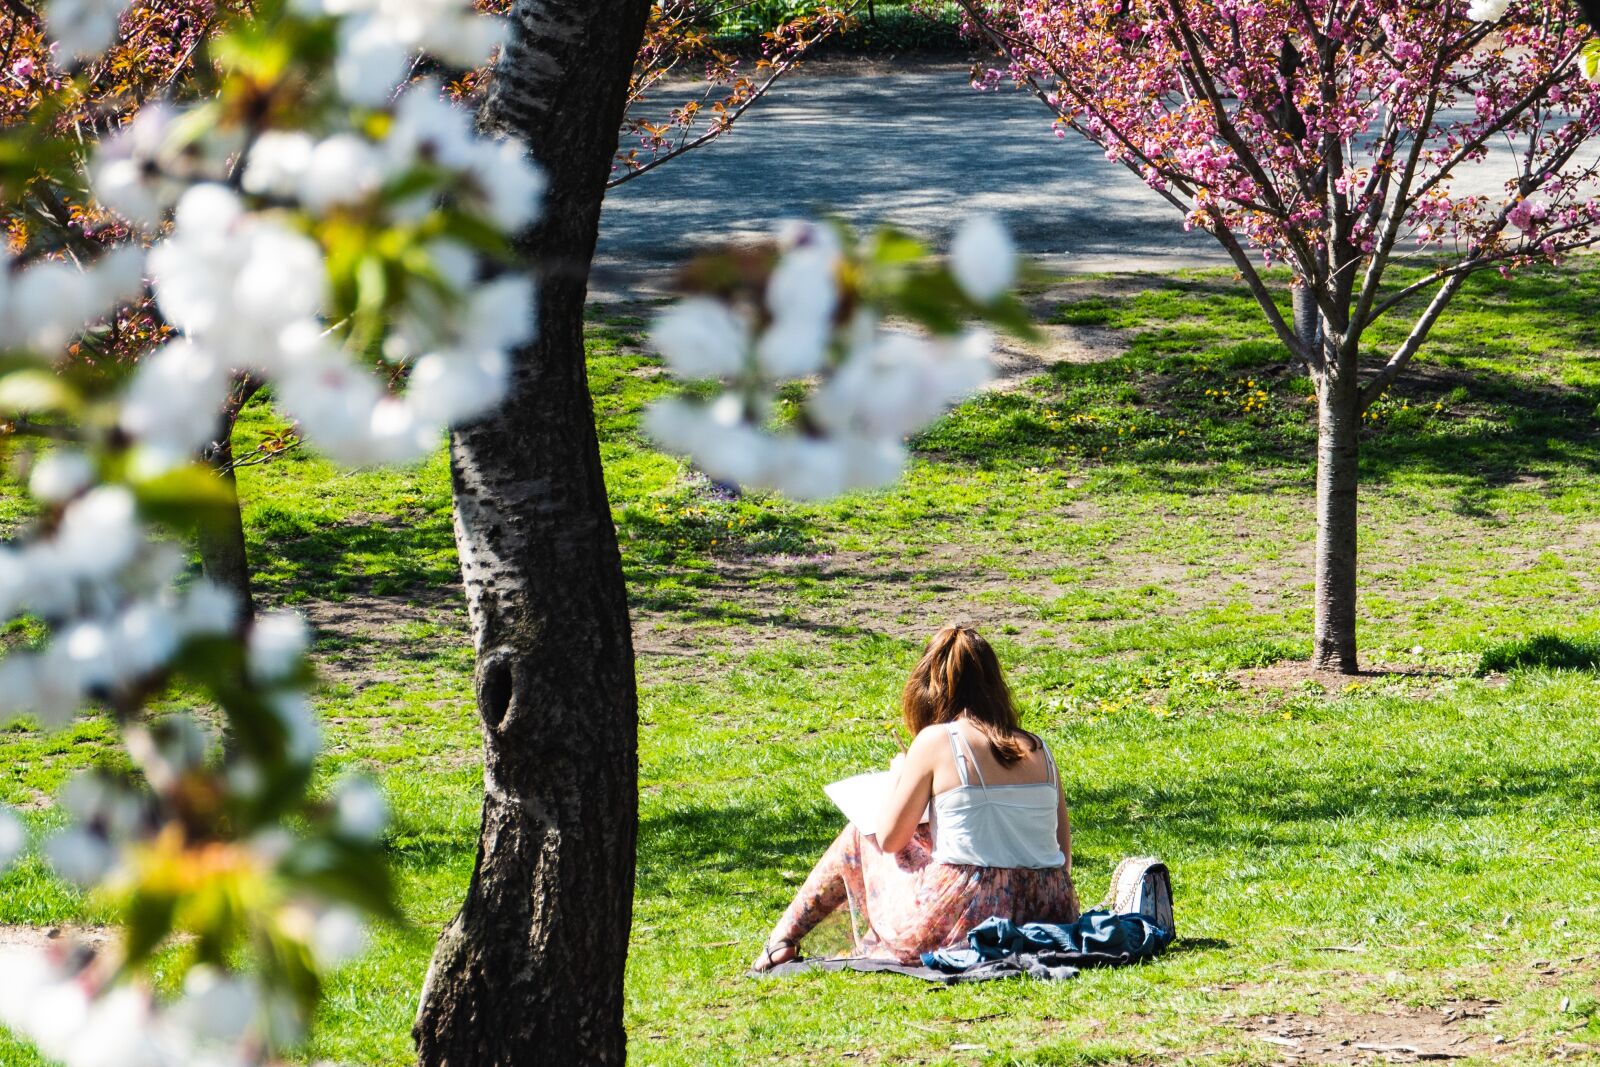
924;910;1173;972
760;909;1173;984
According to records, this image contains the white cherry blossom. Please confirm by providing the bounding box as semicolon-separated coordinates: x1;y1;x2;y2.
270;693;321;765
950;213;1018;304
29;451;96;504
92;244;148;309
0;806;23;868
645;220;1011;501
56;486;143;581
406;348;511;427
241;130;317;199
461;137;548;234
120;340;231;469
756;316;831;379
385;82;478;171
10;261;95;354
2;2;593;1062
170;967;260;1047
310;906;369;967
301;0;509;106
297;133;390;212
150;185;327;368
650;298;750;379
89;103;193;228
174;579;240;638
45;826;116;885
248;611;310;684
333;777;387;841
766;244;840;327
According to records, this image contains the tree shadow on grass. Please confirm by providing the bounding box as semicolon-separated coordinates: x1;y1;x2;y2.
636;795;844;900
628;555;989;641
626;591;905;644
1476;633;1600;675
1066;751;1600;858
640;745;1600;912
925;266;1600;506
247;506;461;602
918;340;1600;505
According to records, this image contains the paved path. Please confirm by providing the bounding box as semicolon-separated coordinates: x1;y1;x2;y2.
595;62;1224;293
594;60;1579;297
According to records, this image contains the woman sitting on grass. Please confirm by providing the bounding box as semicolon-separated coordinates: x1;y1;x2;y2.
752;624;1079;971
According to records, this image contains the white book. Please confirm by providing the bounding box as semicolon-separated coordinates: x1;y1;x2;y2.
824;771;929;838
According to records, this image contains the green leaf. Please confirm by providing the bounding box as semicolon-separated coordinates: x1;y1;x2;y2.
1581;39;1600;83
282;840;404;922
0;369;82;415
120;891;179;971
435;209;517;259
132;463;240;535
980;292;1043;342
866;227;928;266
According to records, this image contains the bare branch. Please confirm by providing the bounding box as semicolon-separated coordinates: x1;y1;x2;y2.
609;62;791;188
611;1;864;188
1359;272;1466;408
1349;61;1445;335
1408;42;1584;206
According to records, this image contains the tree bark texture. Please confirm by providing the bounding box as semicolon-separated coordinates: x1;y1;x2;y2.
198;379;260;621
1311;351;1360;673
1291;285;1320;363
413;3;650;1066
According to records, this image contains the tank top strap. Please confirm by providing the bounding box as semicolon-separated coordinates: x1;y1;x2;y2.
952;725;989;789
944;723;970;787
1040;736;1058;785
944;723;990;789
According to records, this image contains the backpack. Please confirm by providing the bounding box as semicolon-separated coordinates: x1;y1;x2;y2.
1097;856;1175;939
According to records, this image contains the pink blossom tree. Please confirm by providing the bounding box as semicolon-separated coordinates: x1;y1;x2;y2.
956;0;1600;671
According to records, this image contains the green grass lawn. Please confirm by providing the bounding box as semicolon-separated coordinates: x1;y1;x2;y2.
7;263;1600;1064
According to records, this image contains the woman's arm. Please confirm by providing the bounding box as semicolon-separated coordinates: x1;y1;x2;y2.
877;729;939;853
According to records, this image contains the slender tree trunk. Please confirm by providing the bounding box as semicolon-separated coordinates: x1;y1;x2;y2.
413;3;650;1065
1292;285;1320;361
198;377;261;620
1311;346;1360;673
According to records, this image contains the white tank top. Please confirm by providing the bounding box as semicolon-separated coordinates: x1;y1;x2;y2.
930;723;1065;870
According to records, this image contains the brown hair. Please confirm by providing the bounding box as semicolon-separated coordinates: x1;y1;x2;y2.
900;625;1037;766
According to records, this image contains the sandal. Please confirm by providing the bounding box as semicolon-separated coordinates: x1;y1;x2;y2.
749;936;799;973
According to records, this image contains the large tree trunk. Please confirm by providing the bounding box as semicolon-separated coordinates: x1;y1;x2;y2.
413;3;650;1066
198;378;261;620
1311;352;1360;673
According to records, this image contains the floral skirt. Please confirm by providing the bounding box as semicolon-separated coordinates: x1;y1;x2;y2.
773;823;1080;964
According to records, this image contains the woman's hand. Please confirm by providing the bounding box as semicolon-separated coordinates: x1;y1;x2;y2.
889;752;906;776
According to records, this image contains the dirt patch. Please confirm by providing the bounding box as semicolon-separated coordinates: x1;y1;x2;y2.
0;924;111;954
628;536;1104;661
1238;1000;1501;1063
1237;663;1459;693
990;274;1147;391
295;587;468;687
626;514;1317;666
987;321;1127;392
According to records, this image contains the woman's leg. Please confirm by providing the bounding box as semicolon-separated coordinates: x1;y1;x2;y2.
752;823;863;969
